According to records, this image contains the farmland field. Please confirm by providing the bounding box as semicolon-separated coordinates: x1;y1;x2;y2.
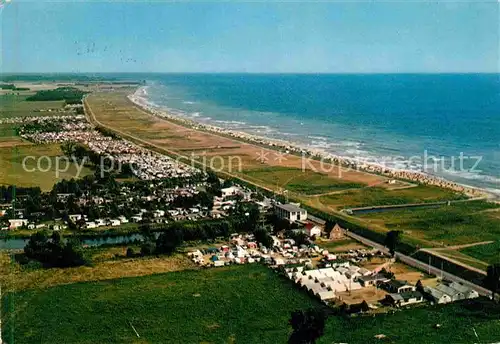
2;264;500;344
243;166;365;195
319;185;465;210
0;144;93;191
357;200;500;246
461;241;500;265
0;94;66;118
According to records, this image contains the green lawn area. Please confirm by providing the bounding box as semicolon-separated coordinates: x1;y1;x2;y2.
2;264;500;344
320;185;466;209
1;265;321;344
357;200;500;246
244;166;365;195
319;298;500;344
461;241;500;265
0;144;94;191
0;94;66;118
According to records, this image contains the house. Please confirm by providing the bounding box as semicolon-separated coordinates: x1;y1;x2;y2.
329;223;345;240
357;274;389;287
305;223;322;237
69;214;82;222
8;219;28;229
381;280;415;294
433;281;479;302
424;286;453;304
131;216;143;223
53;224;64;231
436;283;464;301
213;260;225;267
447;282;479;300
384;291;424;307
86;221;97;229
110;219;121;226
118;216;129;224
221;186;242;198
274;203;307;222
153;210;165;218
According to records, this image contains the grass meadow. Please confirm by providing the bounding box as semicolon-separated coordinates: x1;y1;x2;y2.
0;144;93;191
319;185;465;210
244;166;365;195
0;94;66;118
357;200;500;246
2;264;500;344
1;265;321;344
461;241;500;265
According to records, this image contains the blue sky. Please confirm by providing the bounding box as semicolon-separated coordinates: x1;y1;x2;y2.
1;1;498;73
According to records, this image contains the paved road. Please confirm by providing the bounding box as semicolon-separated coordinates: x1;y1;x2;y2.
344;231;492;297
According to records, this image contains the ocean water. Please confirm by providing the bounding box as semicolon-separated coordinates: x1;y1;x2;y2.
139;74;500;192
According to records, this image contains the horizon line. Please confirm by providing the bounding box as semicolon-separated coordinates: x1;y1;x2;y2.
1;71;499;76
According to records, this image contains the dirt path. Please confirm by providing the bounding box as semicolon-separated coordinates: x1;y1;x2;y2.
427;241;494;251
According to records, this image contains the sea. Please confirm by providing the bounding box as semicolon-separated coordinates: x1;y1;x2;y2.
133;73;500;193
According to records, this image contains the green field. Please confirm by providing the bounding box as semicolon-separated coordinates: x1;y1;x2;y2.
320;298;500;344
244;166;365;195
357;200;500;246
0;95;66;118
0;144;93;191
320;185;465;209
2;264;500;344
461;241;500;265
1;265;321;344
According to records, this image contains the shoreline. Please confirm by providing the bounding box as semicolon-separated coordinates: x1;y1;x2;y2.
127;86;493;200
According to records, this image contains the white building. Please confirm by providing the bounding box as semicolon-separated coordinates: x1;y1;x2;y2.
8;219;28;229
274;203;307;222
305;223;322;237
221;186;242;198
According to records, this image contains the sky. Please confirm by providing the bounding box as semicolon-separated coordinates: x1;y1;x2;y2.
1;1;499;73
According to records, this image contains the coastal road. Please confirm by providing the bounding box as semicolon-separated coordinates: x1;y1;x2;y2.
344;231;492;297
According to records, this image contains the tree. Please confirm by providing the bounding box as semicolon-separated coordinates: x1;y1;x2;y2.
291;232;309;247
24;230;87;268
324;220;334;234
288;308;327;344
156;225;184;255
140;241;155;256
415;280;424;293
254;228;273;248
384;230;401;256
485;264;500;301
126;247;135;258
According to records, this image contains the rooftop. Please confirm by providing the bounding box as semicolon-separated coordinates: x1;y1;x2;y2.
275;203;305;213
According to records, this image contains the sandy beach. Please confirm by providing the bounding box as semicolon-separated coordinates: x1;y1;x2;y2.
127;86;491;200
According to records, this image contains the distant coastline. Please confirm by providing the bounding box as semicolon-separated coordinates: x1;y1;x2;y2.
127;86;495;200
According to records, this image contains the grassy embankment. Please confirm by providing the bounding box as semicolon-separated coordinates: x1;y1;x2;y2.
2;264;500;344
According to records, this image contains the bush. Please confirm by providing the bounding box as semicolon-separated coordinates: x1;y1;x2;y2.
126;247;135;258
